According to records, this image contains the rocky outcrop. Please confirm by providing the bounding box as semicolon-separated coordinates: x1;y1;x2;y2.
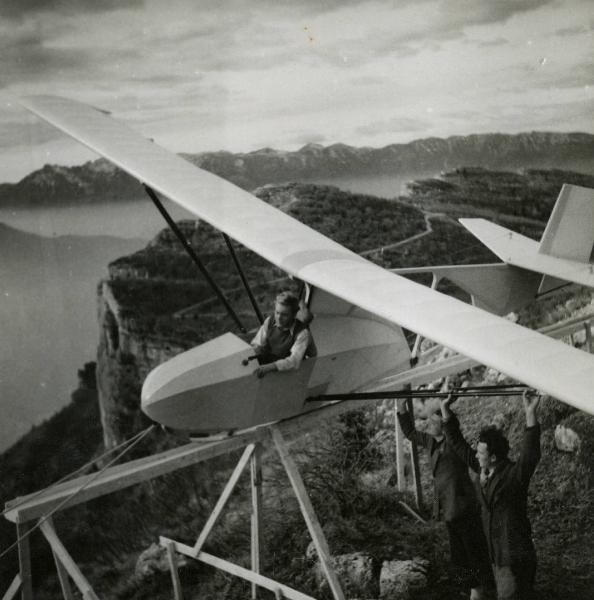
96;279;190;448
379;557;430;599
555;424;581;452
134;543;187;582
312;550;376;598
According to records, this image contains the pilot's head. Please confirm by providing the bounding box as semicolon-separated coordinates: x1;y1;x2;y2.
274;291;300;329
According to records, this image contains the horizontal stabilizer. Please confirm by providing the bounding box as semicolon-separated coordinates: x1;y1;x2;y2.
460;219;594;290
392;263;541;315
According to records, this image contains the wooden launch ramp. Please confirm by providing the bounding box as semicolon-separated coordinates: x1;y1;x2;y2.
3;314;593;600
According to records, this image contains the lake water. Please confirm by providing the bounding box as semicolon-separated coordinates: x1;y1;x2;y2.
0;172;426;452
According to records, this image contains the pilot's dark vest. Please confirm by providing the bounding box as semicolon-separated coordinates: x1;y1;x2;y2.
258;316;312;364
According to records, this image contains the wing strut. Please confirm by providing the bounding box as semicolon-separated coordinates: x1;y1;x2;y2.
222;233;264;325
143;184;247;333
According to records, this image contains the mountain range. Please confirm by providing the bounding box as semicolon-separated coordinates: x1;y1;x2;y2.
2;131;594;206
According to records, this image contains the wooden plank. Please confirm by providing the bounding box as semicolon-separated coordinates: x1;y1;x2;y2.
166;541;183;600
250;444;263;600
47;517;75;600
5;427;268;523
16;522;33;600
398;501;427;524
38;520;99;600
160;537;316;600
373;354;479;392
405;398;424;511
271;427;345;600
192;444;255;555
394;402;406;492
1;574;21;600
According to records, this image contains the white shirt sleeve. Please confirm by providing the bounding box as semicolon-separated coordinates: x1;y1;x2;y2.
274;328;311;371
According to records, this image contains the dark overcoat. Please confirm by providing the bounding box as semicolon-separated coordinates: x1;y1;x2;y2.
398;412;478;521
444;416;541;566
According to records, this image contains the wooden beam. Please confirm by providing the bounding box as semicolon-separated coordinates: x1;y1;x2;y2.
38;520;99;600
166;541;183;600
250;443;263;600
160;537;316;600
271;427;345;600
192;444;255;555
398;501;427;524
16;522;33;600
46;517;74;600
5;428;268;523
373;353;478;392
1;574;21;600
405;398;423;511
394;402;406;492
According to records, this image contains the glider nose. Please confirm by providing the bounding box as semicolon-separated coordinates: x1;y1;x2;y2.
141;332;255;430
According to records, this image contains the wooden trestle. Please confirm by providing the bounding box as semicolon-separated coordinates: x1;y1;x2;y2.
3;314;592;599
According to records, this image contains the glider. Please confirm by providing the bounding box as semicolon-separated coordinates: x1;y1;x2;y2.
20;95;594;431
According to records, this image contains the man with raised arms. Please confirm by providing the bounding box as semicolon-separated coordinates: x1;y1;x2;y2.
250;290;316;378
397;399;492;599
440;391;542;600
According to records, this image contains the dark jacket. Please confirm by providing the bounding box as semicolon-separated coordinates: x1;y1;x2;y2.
398;412;478;521
444;415;541;566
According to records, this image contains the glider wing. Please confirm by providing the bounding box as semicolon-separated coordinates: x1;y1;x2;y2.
20;95;594;415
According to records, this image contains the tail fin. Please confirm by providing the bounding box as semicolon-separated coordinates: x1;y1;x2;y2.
538;184;594;293
539;184;594;262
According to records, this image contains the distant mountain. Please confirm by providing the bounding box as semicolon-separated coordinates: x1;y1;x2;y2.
2;131;594;207
0;160;143;207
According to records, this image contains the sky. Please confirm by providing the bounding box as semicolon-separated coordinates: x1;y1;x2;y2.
0;0;592;183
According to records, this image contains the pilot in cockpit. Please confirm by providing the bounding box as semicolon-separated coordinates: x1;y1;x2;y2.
250;290;316;378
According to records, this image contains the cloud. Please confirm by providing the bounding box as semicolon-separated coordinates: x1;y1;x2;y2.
0;0;144;20
555;25;590;37
0;28;92;89
477;37;508;48
437;0;554;28
0;118;63;149
287;132;328;147
355;116;432;137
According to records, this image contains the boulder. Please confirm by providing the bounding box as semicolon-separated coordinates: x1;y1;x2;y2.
379;557;429;599
554;424;581;452
135;542;187;581
312;550;376;598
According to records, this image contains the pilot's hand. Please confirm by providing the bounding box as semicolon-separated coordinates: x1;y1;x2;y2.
254;363;276;378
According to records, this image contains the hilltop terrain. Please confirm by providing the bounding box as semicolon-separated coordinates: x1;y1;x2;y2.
1;168;593;598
